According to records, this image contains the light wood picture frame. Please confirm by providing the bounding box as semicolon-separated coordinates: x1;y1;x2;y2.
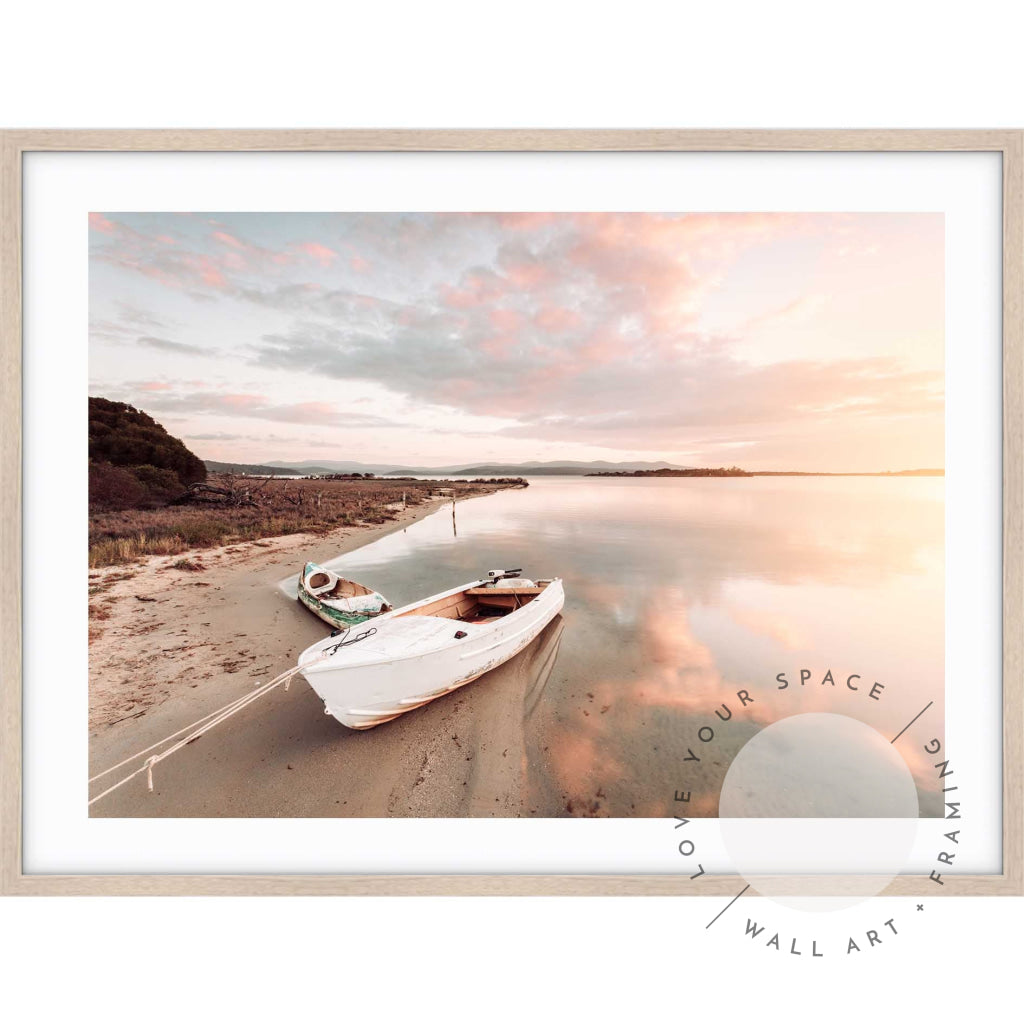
1;129;1020;896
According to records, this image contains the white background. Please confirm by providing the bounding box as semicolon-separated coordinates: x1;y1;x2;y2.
2;2;1022;1022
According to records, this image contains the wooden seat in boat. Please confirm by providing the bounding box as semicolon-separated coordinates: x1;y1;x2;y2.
396;580;548;624
465;586;546;595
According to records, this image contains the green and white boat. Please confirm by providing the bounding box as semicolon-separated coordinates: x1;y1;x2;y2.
296;561;392;629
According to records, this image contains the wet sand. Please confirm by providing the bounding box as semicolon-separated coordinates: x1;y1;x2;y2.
88;492;561;817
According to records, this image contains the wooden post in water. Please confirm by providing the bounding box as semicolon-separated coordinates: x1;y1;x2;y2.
452;497;457;537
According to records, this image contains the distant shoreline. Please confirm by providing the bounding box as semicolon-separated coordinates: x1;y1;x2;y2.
586;468;944;478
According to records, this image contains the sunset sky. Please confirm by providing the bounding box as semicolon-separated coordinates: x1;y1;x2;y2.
88;212;943;470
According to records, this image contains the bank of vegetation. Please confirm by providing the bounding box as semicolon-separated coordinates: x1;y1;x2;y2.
88;397;525;568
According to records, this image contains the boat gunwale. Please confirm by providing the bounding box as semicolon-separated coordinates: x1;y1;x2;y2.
299;578;563;672
298;560;385;601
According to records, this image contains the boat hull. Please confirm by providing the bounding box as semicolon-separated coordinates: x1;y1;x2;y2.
298;578;564;728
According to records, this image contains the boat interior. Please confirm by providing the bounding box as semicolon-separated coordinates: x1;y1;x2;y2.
398;581;551;626
305;571;378;601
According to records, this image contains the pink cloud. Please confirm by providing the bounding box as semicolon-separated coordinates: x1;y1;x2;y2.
502;261;549;290
575;328;624;365
742;294;825;335
212;230;246;250
440;271;508;309
489;308;523;331
129;388;394;431
489;212;558;230
479;335;514;358
294;242;338;267
136;381;172;392
209;229;297;273
283;401;338;418
93;219;248;294
440;285;477;309
534;306;582;332
350;254;369;272
117;258;188;291
218;393;266;409
89;213;117;235
220;251;248;271
193;256;228;289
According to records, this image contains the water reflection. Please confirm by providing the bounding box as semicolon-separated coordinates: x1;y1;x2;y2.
294;476;944;818
523;617;564;720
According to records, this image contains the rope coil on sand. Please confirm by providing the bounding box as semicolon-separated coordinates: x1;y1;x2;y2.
87;650;332;807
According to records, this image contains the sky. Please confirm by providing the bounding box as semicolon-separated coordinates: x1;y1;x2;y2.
89;211;944;471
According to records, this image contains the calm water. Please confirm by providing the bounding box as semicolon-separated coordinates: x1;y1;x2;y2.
309;476;944;817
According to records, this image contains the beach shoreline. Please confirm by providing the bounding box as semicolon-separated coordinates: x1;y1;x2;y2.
89;492;463;731
87;487;552;818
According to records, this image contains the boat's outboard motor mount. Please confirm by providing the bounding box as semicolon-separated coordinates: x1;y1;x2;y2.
486;568;537;588
486;568;523;582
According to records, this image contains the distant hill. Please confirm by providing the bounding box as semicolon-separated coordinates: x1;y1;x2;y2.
263;458;691;477
264;459;406;475
89;397;206;509
750;468;945;477
204;460;300;476
386;460;692;476
591;466;946;478
237;456;945;479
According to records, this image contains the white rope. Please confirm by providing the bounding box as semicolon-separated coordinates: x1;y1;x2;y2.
87;651;332;807
89;689;268;783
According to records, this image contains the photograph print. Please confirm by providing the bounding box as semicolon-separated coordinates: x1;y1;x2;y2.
87;211;944;820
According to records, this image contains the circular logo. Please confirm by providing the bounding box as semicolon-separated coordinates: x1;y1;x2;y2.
718;712;919;911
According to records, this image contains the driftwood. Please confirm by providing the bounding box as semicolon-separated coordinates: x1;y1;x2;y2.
281;479;305;507
180;474;275;508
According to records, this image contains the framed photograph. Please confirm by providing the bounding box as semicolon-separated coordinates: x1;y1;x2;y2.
1;130;1020;896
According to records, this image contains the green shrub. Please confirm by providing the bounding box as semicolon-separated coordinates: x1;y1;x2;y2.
88;397;207;512
132;464;186;503
89;461;146;509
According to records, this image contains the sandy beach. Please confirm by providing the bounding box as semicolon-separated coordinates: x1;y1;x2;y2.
88;491;556;817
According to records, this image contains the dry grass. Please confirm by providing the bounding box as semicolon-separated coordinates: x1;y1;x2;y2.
171;557;205;572
89;475;522;568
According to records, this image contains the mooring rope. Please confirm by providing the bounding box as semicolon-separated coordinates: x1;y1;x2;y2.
87;650;333;807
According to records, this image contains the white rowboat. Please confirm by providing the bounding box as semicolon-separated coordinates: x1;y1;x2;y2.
297;571;565;729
